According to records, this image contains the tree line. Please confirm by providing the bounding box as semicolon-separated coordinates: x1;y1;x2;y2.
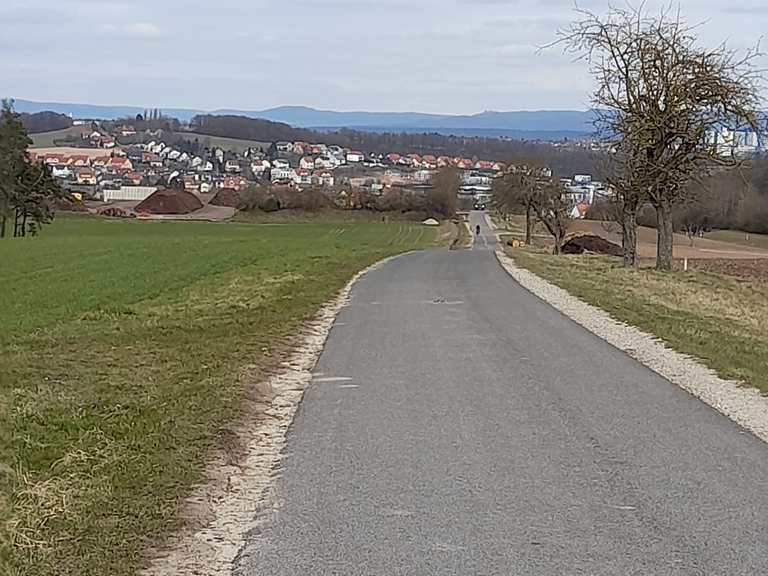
0;101;63;238
19;111;73;134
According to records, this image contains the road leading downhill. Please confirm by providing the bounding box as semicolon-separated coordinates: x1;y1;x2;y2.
236;212;768;575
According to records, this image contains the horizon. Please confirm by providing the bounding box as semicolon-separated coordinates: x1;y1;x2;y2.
2;0;765;114
9;97;594;117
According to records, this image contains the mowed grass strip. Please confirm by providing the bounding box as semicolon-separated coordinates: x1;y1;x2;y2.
1;215;438;576
507;248;768;393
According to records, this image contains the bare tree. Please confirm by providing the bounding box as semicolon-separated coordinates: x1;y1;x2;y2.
492;163;551;245
429;166;459;217
556;4;763;270
531;178;571;254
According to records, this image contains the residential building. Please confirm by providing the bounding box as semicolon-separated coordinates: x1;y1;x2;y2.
313;171;335;187
223;175;248;190
271;167;296;183
300;156;315;170
225;159;241;173
75;168;98;185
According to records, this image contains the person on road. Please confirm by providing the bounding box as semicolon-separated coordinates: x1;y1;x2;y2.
475;224;481;236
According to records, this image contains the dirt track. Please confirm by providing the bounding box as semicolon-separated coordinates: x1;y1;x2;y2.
570;220;768;260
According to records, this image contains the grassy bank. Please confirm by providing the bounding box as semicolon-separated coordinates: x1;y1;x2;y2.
507;247;768;393
2;215;439;576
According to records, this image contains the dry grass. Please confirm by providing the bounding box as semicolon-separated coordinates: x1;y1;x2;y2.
507;247;768;392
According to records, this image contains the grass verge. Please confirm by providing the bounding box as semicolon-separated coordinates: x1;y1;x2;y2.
506;247;768;393
1;215;439;576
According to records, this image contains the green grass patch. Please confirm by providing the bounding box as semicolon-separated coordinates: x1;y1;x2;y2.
704;229;768;250
1;215;438;576
508;247;768;393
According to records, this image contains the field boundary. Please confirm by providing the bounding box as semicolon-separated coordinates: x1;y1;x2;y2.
495;248;768;444
140;251;415;576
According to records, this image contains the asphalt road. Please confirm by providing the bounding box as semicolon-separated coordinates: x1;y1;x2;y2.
236;212;768;575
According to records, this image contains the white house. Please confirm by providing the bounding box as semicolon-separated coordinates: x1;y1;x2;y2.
300;156;315;170
271;167;296;182
51;166;72;179
272;158;290;170
276;141;294;153
251;159;271;175
225;160;241;173
314;156;337;170
294;170;313;186
346;151;364;163
313;171;335;187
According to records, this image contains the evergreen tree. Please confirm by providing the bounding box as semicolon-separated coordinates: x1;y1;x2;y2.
0;99;63;238
0;99;32;238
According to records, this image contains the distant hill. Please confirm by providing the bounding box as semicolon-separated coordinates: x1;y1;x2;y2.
9;99;597;140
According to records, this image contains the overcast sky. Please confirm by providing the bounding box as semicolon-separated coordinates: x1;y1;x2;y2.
1;0;766;114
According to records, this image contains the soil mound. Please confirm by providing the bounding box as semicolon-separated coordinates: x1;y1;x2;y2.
135;189;203;215
100;207;135;218
562;234;623;256
210;188;240;208
54;193;88;212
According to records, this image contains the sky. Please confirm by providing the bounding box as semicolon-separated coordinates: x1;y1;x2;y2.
1;0;766;114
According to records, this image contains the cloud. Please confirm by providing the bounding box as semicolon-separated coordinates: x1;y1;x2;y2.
101;21;161;37
1;0;765;113
124;22;161;36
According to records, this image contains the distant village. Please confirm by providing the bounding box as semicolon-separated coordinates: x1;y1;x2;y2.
28;120;612;218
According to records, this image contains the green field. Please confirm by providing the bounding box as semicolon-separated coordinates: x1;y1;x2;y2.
29;126;88;148
704;229;768;250
182;133;271;153
508;247;768;394
1;215;439;576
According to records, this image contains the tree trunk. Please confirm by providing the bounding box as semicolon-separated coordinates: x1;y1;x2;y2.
525;204;534;245
0;196;6;239
13;209;20;238
552;228;564;255
656;197;674;271
21;211;28;237
621;204;638;267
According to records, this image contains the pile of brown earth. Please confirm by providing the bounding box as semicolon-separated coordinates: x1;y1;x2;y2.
54;193;89;212
135;188;203;215
562;234;623;257
209;188;240;208
100;207;135;218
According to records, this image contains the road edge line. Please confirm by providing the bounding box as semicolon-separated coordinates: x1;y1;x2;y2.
494;248;768;444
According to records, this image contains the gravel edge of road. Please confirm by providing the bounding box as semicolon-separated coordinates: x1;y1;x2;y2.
140;255;406;576
495;248;768;444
